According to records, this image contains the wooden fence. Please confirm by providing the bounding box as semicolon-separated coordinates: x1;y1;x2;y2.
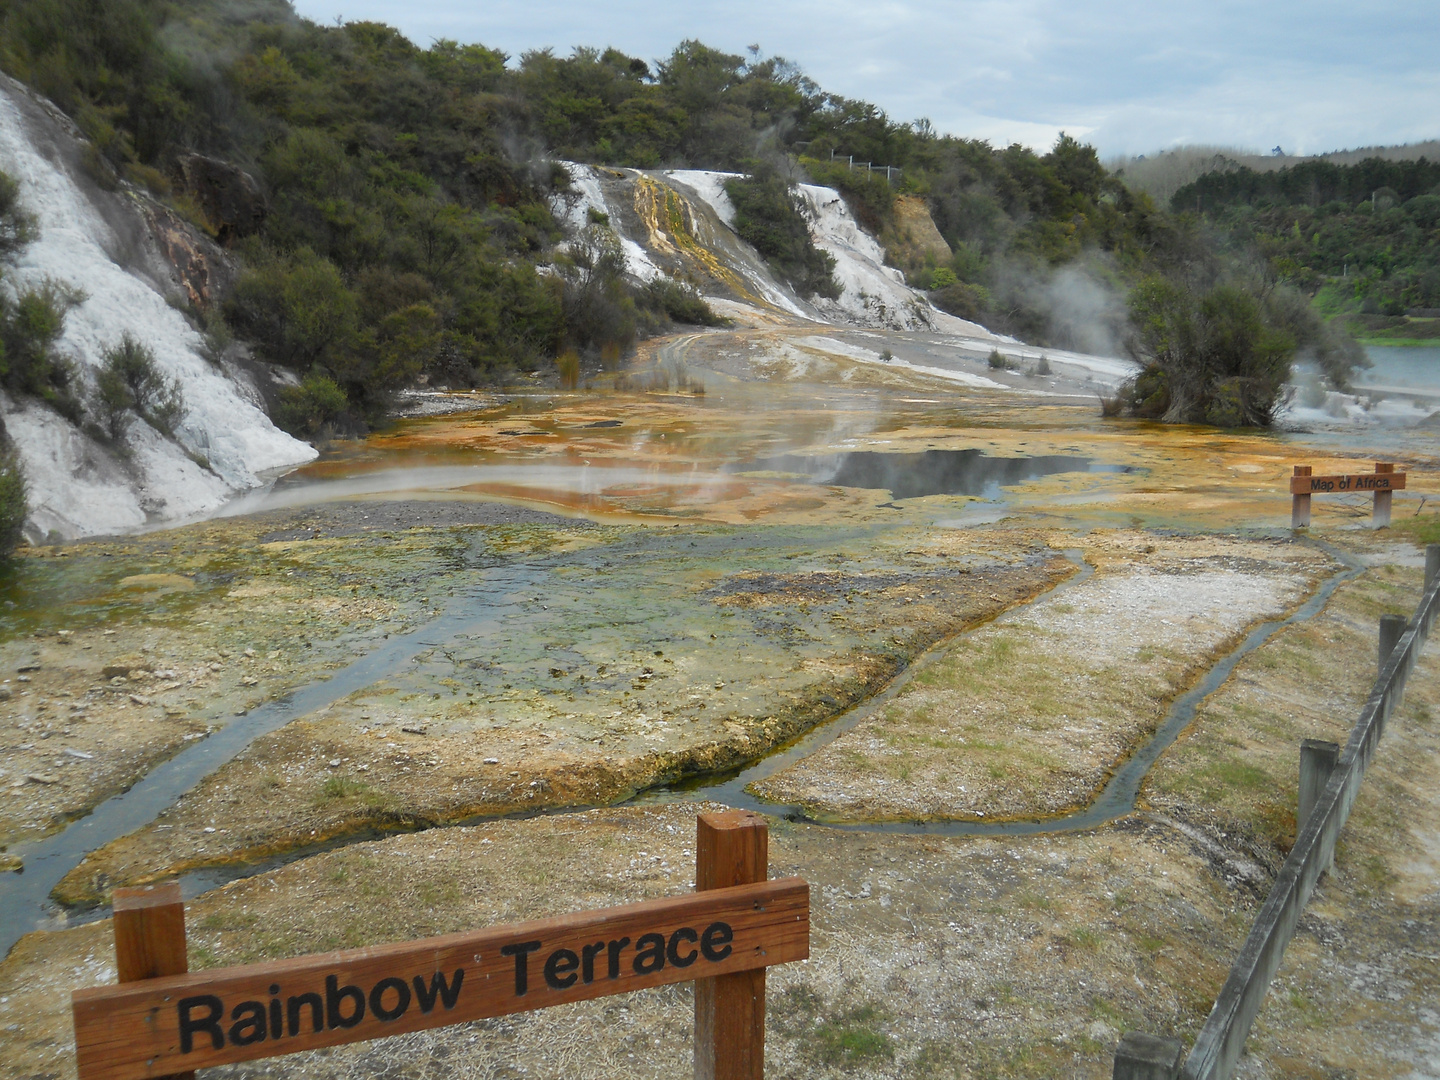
1114;544;1440;1080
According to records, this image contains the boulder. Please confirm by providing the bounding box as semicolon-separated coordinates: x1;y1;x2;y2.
178;154;268;243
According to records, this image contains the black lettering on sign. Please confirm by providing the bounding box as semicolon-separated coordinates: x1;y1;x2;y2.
412;969;464;1013
607;936;631;979
501;941;542;996
267;988;281;1043
287;993;323;1036
228;1001;267;1046
701;921;734;962
326;975;366;1029
179;995;224;1054
632;933;666;976
543;949;580;990
369;977;411;1022
581;941;606;983
667;927;698;967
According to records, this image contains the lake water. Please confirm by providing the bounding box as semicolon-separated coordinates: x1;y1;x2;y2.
1355;345;1440;395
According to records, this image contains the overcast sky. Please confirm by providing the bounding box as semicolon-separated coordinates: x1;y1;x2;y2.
291;0;1439;157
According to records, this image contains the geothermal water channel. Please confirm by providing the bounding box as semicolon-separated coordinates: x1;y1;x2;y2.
643;541;1363;835
0;526;1357;955
0;560;546;953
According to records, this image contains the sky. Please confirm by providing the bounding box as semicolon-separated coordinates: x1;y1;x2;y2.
291;0;1440;157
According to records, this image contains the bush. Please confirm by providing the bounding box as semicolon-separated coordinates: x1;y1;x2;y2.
987;349;1008;370
638;277;724;326
0;450;26;557
725;165;840;300
556;349;580;389
276;373;351;437
91;363;134;443
0;170;37;260
557;224;637;356
1122;275;1302;426
94;334;184;438
0;280;84;421
930;281;989;322
225;247;358;370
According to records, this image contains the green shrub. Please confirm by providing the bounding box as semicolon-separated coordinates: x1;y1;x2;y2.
557;224;637;356
277;373;351;437
987;348;1007;369
0;280;84;421
930;280;989;322
1122;275;1300;425
94;334;184;438
725;165;840;300
638;277;724;326
91;363;134;443
0;450;26;557
0;171;37;260
225;247;358;370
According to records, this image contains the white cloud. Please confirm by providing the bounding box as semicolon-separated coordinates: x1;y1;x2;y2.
296;0;1440;154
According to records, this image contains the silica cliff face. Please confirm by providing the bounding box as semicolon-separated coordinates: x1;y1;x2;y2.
0;75;315;542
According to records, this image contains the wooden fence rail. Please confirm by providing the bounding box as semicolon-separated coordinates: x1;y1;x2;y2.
1115;544;1440;1080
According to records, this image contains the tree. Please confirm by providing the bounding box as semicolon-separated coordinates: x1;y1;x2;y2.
1123;276;1297;426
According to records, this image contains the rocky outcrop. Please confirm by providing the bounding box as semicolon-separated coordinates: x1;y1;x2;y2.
178;154;267;243
888;195;952;266
136;197;234;310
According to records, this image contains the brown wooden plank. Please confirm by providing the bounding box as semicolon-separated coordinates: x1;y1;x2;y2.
694;811;769;1080
1289;473;1406;494
112;884;194;1080
73;878;808;1080
113;884;189;985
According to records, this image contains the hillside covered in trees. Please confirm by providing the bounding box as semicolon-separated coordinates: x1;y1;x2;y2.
1173;158;1440;343
0;0;1370;432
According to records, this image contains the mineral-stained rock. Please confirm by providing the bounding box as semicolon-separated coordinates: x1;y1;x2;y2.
178;154;268;244
137;199;234;309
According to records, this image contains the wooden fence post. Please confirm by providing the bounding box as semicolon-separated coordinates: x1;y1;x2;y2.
1292;466;1311;528
1380;613;1407;667
1374;462;1394;527
695;810;769;1080
113;883;193;1080
1299;739;1339;873
1112;1031;1182;1079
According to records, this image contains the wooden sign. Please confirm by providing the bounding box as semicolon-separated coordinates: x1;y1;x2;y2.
1290;463;1405;528
1288;472;1405;494
73;813;806;1080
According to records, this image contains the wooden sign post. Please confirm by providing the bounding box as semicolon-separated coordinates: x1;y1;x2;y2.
1289;462;1406;528
73;813;807;1080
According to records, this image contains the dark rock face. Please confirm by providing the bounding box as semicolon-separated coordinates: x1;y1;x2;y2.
138;199;234;310
178;154;267;243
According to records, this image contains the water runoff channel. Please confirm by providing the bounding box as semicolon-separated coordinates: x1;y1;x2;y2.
0;446;1361;956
